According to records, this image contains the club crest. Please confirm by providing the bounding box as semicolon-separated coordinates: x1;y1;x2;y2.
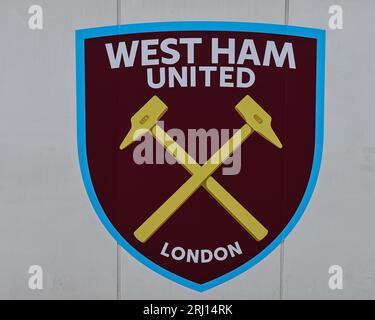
76;22;325;291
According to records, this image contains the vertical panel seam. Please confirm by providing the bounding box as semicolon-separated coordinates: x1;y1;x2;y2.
117;0;122;25
116;0;122;301
284;0;289;25
280;0;290;301
117;245;122;300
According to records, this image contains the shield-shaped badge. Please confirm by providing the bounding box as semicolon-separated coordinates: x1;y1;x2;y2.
76;22;325;291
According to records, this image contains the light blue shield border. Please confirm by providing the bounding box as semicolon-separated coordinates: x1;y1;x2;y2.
76;21;325;292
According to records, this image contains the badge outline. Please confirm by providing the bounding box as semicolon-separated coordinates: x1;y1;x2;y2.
76;21;325;292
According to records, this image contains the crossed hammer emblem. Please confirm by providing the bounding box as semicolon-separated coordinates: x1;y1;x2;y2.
120;95;282;243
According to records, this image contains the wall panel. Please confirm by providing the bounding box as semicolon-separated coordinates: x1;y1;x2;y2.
0;0;118;299
119;0;285;299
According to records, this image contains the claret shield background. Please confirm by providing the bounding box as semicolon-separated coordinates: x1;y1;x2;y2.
77;22;324;290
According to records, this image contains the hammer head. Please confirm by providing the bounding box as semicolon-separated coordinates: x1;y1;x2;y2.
119;96;168;150
235;95;283;149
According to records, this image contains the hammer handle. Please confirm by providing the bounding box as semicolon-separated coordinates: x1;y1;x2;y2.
134;125;255;243
150;125;268;241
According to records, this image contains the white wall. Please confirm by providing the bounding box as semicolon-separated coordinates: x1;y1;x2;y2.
0;0;374;299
